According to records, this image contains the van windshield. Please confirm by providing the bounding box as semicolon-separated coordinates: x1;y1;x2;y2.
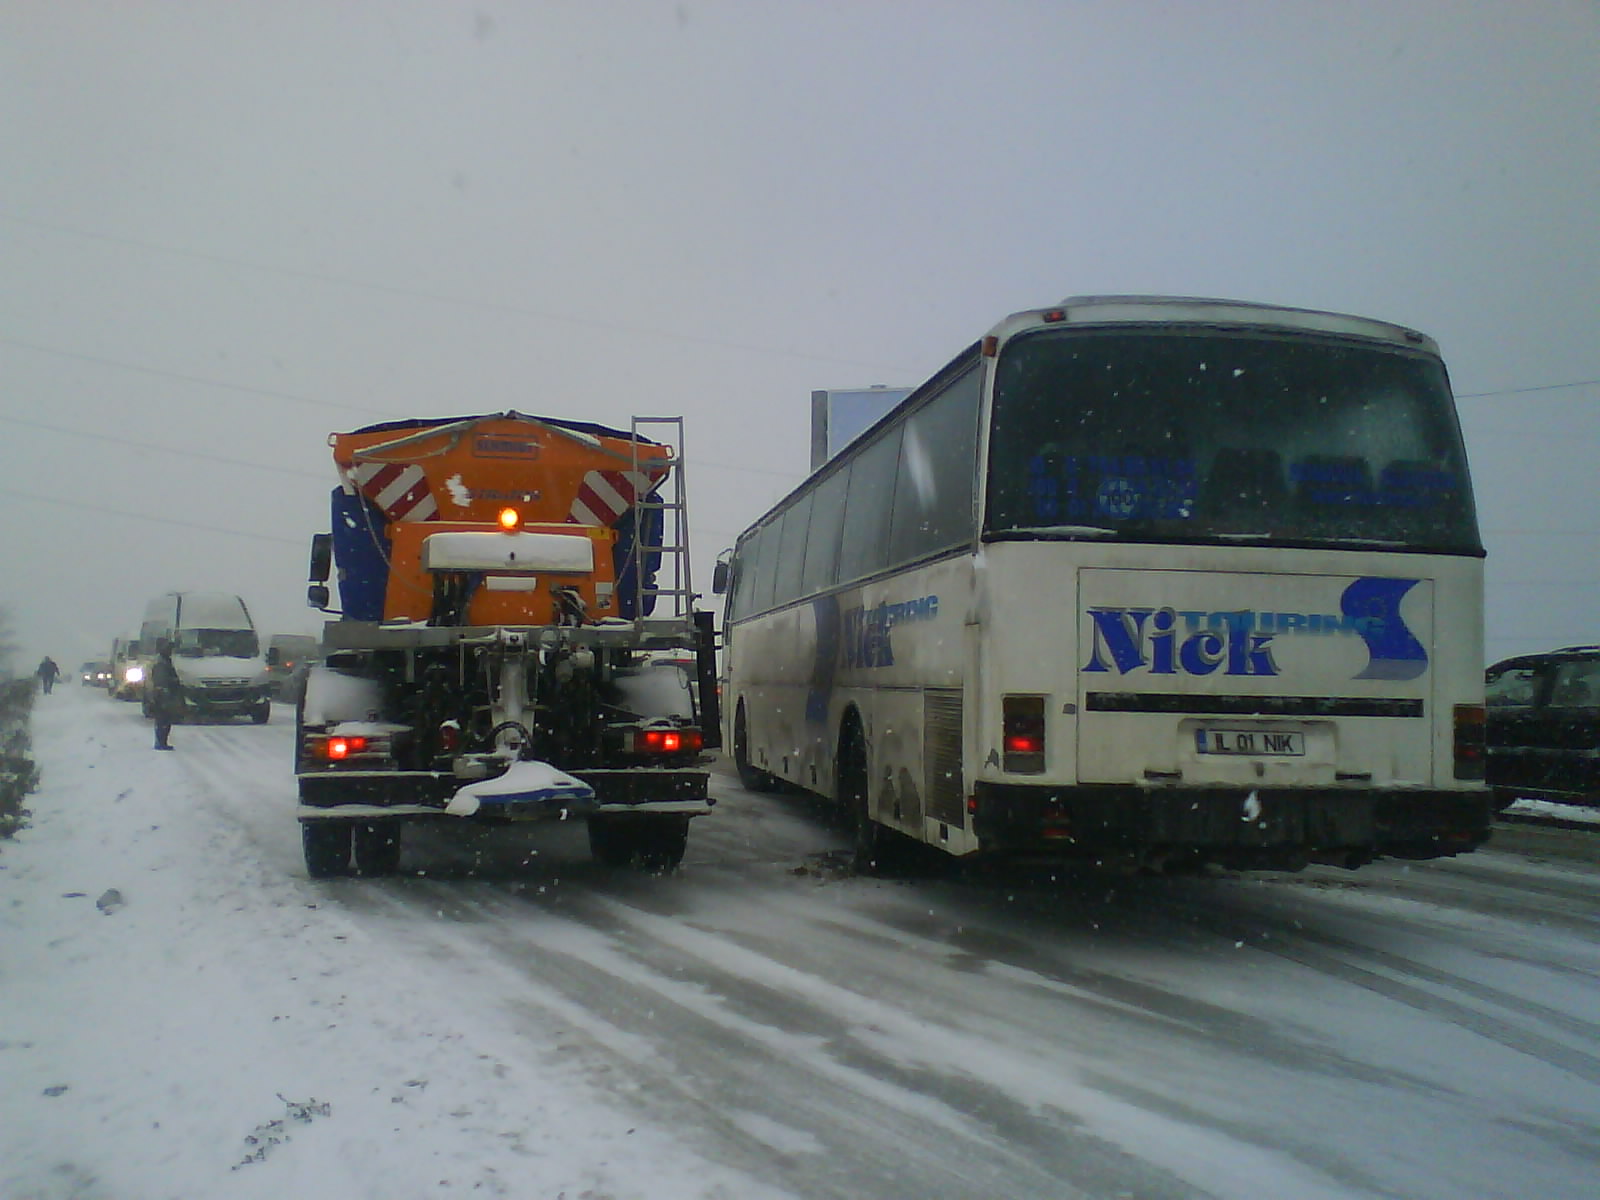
177;628;259;658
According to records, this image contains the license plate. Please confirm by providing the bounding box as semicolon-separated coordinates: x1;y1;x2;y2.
1195;728;1305;756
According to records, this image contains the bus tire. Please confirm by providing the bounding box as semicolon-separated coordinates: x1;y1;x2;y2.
734;702;779;793
838;712;890;874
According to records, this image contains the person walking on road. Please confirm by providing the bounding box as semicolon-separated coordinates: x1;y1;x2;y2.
35;656;60;695
150;639;181;751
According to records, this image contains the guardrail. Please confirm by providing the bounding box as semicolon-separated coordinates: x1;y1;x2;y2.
1;676;38;839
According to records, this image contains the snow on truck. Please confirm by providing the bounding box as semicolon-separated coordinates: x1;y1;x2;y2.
296;412;720;878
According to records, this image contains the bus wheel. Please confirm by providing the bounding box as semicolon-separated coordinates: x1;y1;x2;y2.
734;702;779;793
838;714;888;874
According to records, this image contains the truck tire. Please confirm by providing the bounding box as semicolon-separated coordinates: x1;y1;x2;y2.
302;820;351;878
588;815;689;871
587;816;635;867
633;816;689;872
352;821;403;876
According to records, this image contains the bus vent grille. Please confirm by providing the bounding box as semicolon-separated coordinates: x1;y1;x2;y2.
924;689;965;825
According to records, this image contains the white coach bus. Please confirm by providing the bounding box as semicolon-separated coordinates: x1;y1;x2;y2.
714;295;1492;873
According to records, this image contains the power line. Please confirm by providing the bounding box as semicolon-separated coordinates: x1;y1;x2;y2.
0;485;303;546
1;333;807;481
1456;378;1600;399
0;413;328;481
0;332;395;418
0;209;921;375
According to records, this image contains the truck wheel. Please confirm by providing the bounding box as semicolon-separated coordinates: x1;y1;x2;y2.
302;820;351;878
633;816;689;871
734;703;779;793
587;817;636;867
251;701;271;725
353;822;403;876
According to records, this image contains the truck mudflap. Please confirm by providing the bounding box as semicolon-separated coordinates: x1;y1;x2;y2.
296;766;713;822
971;783;1493;869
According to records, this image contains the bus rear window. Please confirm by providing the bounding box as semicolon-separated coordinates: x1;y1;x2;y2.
985;328;1481;554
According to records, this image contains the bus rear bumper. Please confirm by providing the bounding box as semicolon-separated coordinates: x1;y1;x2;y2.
970;782;1493;870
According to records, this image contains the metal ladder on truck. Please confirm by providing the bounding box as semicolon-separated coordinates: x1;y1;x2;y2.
628;416;694;634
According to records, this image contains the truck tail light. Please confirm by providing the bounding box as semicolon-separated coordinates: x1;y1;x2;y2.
635;727;704;756
1003;696;1046;774
326;736;368;761
1454;704;1485;780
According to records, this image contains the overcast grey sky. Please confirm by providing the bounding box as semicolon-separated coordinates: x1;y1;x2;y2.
1;0;1596;671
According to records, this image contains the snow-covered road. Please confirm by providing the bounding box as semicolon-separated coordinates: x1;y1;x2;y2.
4;686;1599;1200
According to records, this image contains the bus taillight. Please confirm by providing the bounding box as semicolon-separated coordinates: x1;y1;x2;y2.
1453;703;1486;780
1003;696;1046;774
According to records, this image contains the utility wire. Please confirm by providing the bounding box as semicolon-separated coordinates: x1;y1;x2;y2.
0;485;303;546
1456;378;1600;399
0;334;808;481
0;209;921;375
0;413;328;481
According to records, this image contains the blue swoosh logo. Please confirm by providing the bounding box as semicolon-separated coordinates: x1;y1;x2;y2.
1341;577;1428;680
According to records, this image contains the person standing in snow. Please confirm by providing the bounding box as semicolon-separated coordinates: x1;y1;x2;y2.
35;656;60;694
149;639;181;751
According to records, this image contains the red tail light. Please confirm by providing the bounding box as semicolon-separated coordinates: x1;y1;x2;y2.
326;735;368;761
1003;696;1046;774
1454;703;1486;780
635;728;704;756
438;723;460;753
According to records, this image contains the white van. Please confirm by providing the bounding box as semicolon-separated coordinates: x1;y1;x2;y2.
140;592;272;724
109;634;147;701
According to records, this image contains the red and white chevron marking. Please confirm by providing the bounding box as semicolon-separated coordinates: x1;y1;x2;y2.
349;461;439;522
570;468;665;527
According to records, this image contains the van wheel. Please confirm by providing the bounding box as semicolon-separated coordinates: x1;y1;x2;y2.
251;701;271;725
734;702;778;793
302;821;351;878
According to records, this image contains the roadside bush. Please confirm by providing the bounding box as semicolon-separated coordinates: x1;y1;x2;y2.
1;677;38;839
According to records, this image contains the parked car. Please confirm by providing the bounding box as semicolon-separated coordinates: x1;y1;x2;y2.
1485;645;1600;812
79;660;113;688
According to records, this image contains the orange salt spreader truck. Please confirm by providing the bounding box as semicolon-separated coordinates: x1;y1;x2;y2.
295;412;719;879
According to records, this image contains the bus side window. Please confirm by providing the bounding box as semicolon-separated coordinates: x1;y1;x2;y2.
727;536;758;619
747;510;786;615
837;427;904;584
772;491;813;607
801;467;849;596
888;368;980;563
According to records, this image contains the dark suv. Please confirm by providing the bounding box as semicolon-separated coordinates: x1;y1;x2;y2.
1485;646;1600;812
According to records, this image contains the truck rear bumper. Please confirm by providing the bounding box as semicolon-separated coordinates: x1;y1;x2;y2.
297;767;713;821
971;782;1492;867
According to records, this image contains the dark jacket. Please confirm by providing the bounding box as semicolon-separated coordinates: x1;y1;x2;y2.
150;654;183;717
